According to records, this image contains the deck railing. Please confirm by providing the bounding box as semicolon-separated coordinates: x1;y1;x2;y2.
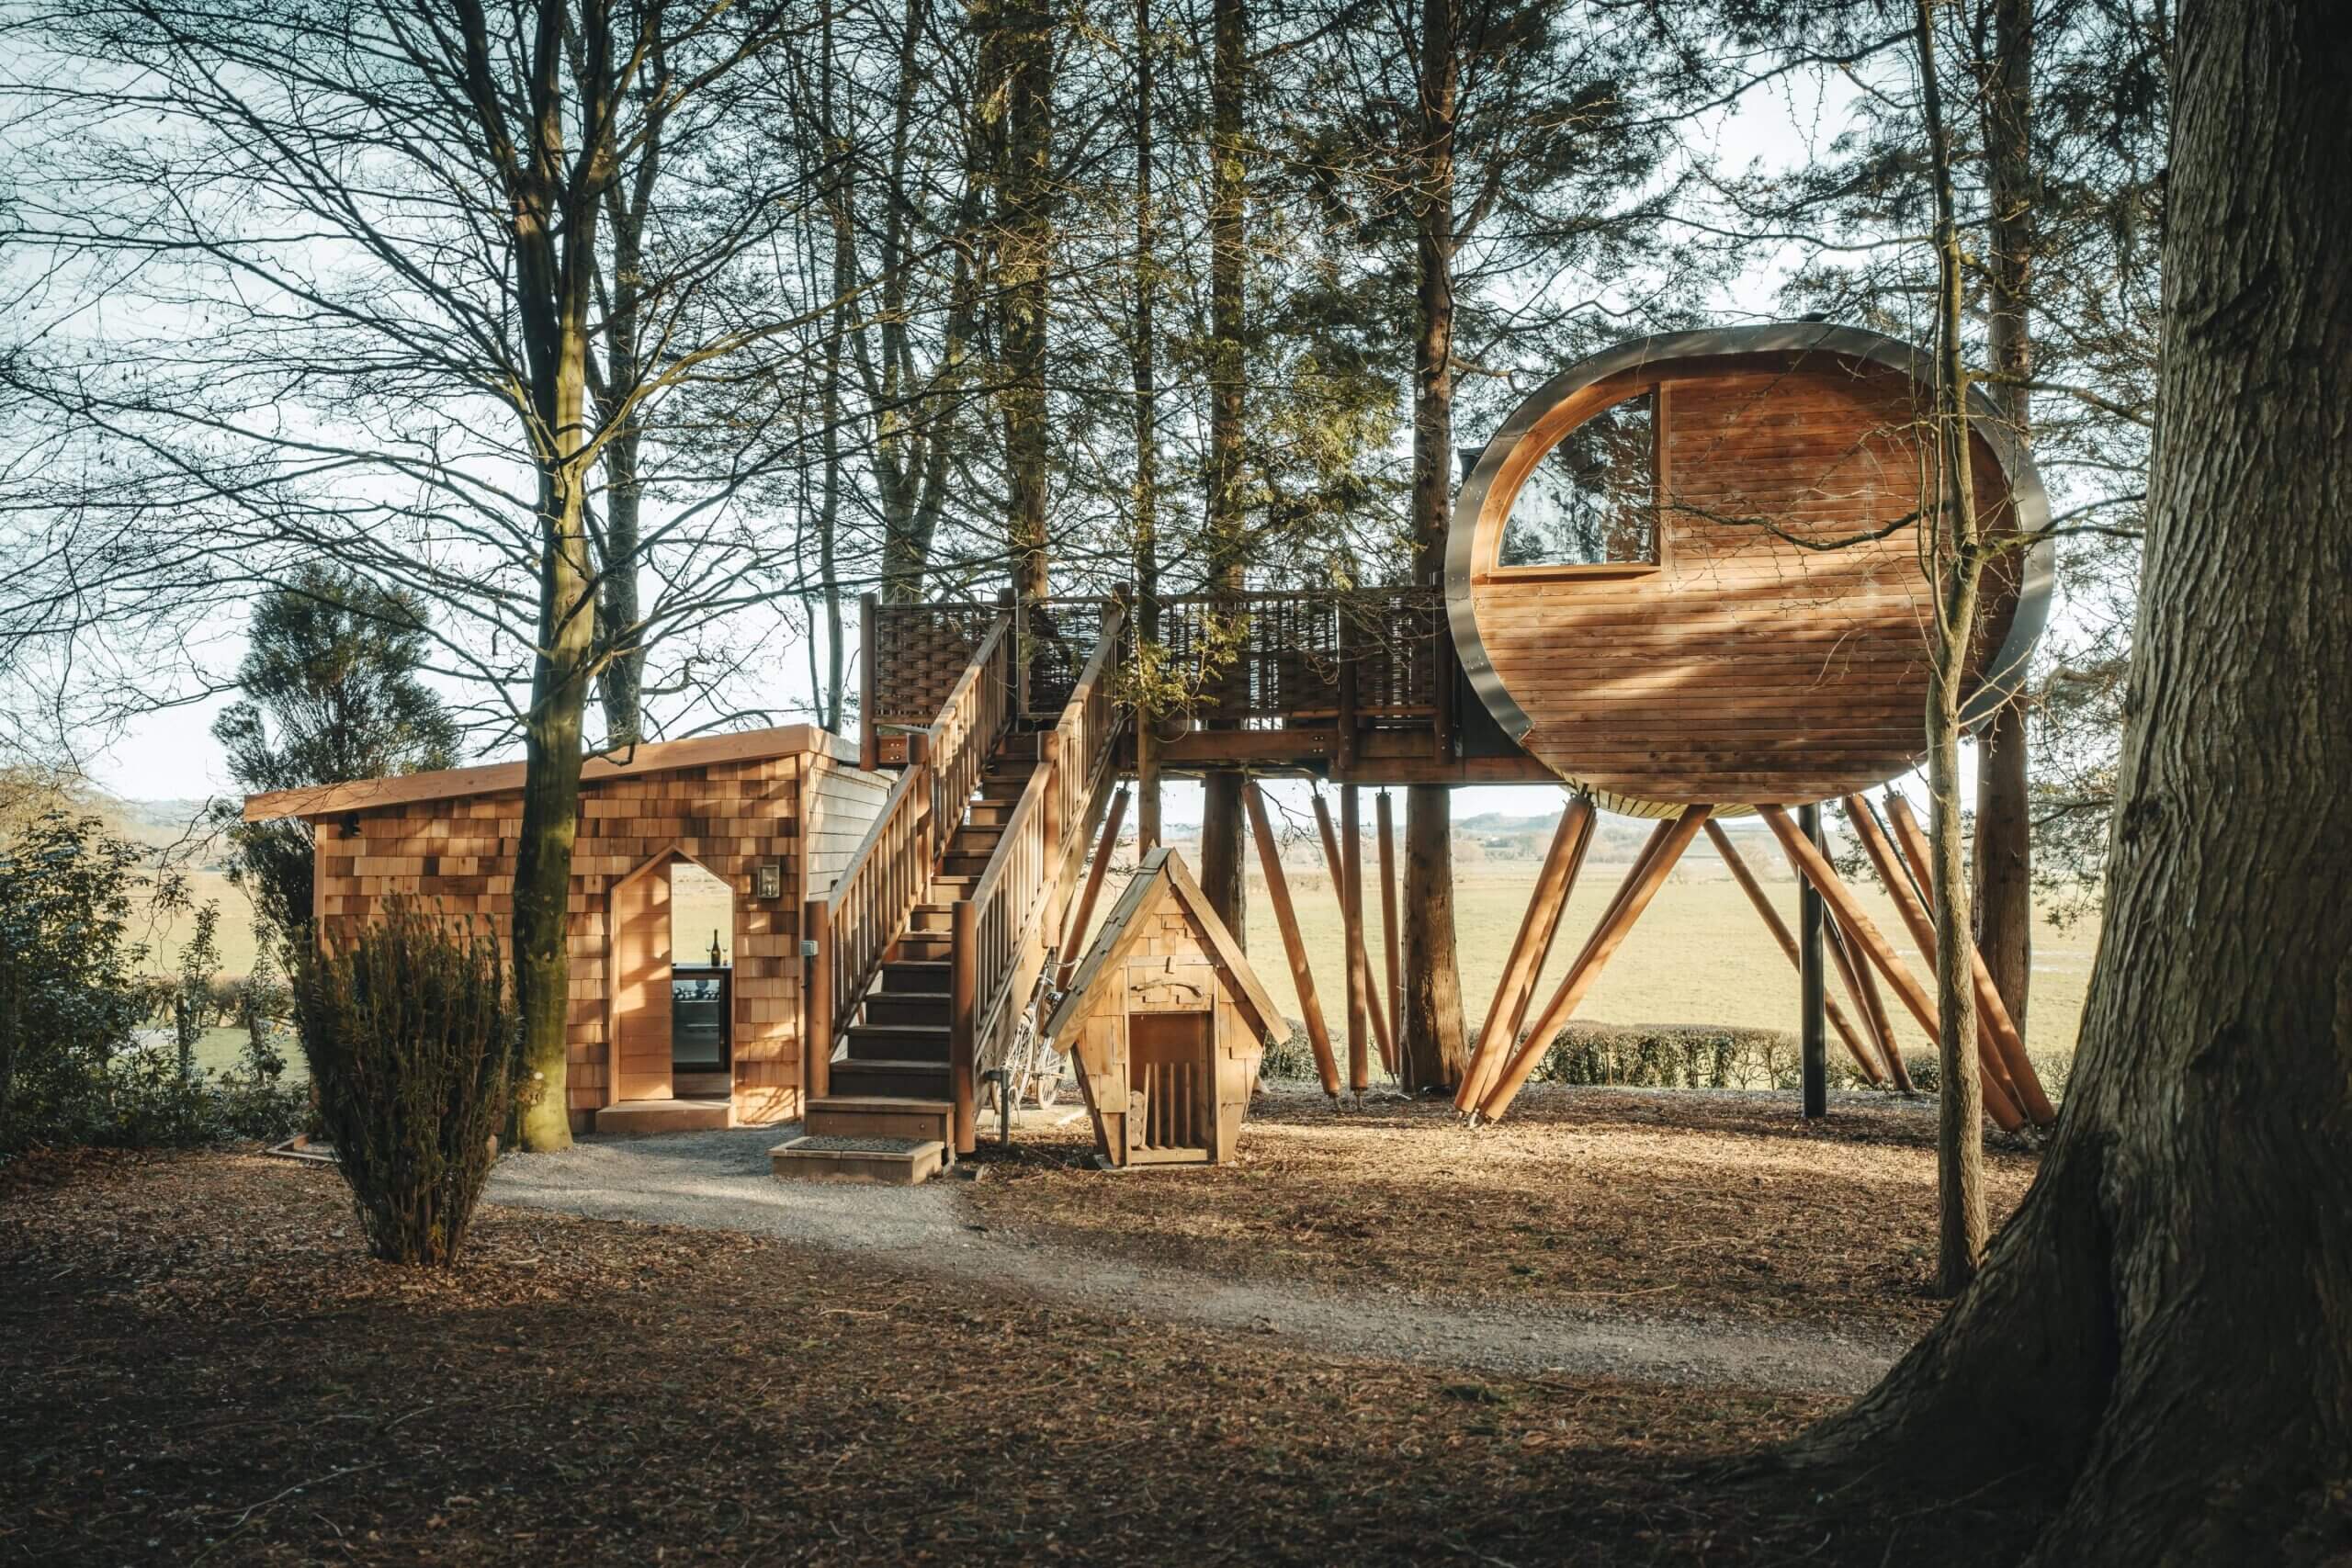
949;601;1128;1151
809;613;1012;1097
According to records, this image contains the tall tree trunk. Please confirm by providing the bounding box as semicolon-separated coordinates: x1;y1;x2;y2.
1784;2;2352;1556
497;0;615;1154
1001;1;1054;620
1916;0;1988;1294
1398;0;1465;1092
1132;0;1162;853
1194;0;1249;942
816;0;853;731
1972;0;2036;1033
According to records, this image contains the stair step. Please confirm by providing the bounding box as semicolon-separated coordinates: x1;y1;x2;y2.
844;1022;951;1061
941;855;993;878
860;990;951;1027
880;959;950;993
906;905;954;933
962;800;1017;828
948;827;1004;856
893;933;954;962
770;1134;945;1187
830;1059;954;1099
806;1095;952;1144
928;875;978;897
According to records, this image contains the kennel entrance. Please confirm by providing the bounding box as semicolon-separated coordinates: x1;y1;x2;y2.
1126;1011;1215;1164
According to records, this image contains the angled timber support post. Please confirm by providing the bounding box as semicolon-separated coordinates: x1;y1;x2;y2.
1056;784;1130;992
804;897;832;1103
1765;804;2024;1132
1703;818;1883;1086
1376;789;1401;1063
1840;795;2032;1124
1314;788;1387;1094
1798;804;1828;1117
1245;779;1341;1099
950;900;978;1156
1880;793;2057;1126
857;592;879;772
1461;796;1596;1112
1476;807;1713;1124
1826;907;1906;1088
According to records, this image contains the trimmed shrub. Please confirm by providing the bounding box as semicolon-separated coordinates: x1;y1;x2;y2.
295;899;517;1266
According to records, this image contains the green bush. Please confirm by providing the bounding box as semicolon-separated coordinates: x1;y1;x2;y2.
295;899;518;1266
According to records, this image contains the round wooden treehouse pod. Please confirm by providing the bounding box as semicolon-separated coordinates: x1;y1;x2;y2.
1446;323;2052;812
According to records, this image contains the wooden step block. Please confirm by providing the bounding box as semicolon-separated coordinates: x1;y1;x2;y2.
806;1096;953;1143
769;1134;945;1187
594;1097;732;1136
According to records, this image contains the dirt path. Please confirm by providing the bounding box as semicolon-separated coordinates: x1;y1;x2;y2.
487;1126;1907;1394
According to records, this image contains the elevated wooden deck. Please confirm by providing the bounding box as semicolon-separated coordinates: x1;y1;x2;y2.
861;590;1555;787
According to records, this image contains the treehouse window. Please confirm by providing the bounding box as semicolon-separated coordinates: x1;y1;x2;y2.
1498;389;1660;571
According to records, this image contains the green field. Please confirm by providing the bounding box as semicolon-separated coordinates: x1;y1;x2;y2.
137;833;2097;1072
1204;849;2098;1064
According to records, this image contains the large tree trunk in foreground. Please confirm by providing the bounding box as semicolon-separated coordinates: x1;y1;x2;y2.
1785;2;2352;1558
1396;0;1466;1092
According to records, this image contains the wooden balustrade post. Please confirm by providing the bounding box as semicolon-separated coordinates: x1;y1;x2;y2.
1336;601;1360;774
1039;730;1064;863
804;897;832;1104
857;592;879;771
1245;781;1341;1099
950;900;978;1156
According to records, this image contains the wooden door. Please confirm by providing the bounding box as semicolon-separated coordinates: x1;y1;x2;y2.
611;863;673;1101
1126;1011;1213;1163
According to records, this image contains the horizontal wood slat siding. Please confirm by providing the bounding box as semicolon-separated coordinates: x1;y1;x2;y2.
311;743;890;1128
1468;358;2020;805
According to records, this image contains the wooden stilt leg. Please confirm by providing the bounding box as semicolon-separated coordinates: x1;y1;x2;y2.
1313;790;1394;1083
1704;819;1884;1085
1840;795;2030;1117
1879;794;2057;1126
1246;781;1341;1099
1476;807;1713;1124
1376;790;1401;1070
1770;805;2024;1132
1460;797;1596;1111
1054;784;1130;992
1826;907;1909;1089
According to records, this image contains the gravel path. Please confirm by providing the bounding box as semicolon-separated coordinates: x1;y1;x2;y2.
488;1124;1906;1394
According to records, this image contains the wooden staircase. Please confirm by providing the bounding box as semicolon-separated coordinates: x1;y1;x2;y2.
772;738;1054;1181
774;599;1127;1187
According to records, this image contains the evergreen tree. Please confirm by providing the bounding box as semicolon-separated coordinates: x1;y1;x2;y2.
211;566;460;953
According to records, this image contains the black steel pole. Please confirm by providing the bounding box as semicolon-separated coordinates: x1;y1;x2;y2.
1798;803;1828;1117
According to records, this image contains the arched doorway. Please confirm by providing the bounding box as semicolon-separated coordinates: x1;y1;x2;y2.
607;848;737;1106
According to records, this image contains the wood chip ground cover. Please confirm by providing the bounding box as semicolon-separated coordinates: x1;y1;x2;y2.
1;1095;2040;1565
964;1085;2038;1333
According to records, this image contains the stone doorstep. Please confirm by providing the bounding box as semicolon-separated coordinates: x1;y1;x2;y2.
767;1134;947;1187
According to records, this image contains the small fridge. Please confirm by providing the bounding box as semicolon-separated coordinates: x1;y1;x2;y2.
670;964;732;1077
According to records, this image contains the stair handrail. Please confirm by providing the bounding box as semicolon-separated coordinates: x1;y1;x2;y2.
948;602;1128;1151
808;613;1013;1099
